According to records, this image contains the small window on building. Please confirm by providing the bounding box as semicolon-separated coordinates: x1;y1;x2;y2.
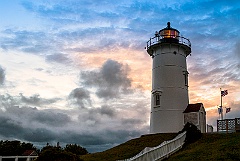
183;71;189;86
153;91;162;107
156;94;160;106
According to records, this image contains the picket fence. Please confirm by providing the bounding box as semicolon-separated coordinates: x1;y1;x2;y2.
0;156;38;161
117;131;186;161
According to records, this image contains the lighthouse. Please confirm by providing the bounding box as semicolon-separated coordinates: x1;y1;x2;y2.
146;22;191;133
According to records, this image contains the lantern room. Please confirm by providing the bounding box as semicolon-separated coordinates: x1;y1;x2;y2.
146;22;191;55
159;22;180;43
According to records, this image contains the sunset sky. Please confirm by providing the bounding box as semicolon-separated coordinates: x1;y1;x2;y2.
0;0;239;152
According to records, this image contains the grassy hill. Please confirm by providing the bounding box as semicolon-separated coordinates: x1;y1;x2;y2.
167;132;240;161
80;132;240;161
80;133;177;161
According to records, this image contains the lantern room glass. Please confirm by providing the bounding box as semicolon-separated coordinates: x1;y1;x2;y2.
160;29;179;39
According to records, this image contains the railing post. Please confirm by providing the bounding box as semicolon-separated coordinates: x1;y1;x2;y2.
226;119;228;133
15;156;18;161
0;156;2;161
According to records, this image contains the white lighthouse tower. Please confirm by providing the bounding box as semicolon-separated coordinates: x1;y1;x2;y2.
146;22;191;133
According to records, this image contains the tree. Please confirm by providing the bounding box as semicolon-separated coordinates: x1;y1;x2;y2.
64;144;88;156
36;146;83;161
0;140;36;156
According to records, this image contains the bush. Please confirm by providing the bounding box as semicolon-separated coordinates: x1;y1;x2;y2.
64;144;88;155
36;146;83;161
179;122;202;144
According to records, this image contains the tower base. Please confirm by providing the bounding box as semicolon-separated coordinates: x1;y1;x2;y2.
150;109;184;133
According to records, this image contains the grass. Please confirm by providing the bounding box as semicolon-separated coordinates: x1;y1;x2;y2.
80;133;177;161
80;132;240;161
166;132;240;161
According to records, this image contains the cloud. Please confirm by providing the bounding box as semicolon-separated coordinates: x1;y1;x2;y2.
24;128;57;142
0;0;240;153
93;105;116;117
45;53;72;64
81;59;133;99
235;41;240;64
31;110;71;127
0;65;5;85
0;101;76;142
0;101;146;152
19;93;61;106
0;116;24;137
0;94;17;109
68;88;92;108
0;29;52;54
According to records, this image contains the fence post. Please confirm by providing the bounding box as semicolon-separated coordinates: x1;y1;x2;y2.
15;156;18;161
226;119;228;133
0;156;2;161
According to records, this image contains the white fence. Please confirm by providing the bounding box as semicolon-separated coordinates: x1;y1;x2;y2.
117;131;186;161
0;156;38;161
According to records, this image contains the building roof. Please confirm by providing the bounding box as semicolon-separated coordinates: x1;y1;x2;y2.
22;150;38;156
183;103;204;113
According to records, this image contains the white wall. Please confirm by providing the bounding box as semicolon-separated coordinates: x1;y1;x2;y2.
149;43;191;133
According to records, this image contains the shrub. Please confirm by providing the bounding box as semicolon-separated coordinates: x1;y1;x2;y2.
36;146;83;161
179;122;202;144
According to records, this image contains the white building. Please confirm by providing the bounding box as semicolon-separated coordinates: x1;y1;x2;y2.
183;103;206;133
146;22;192;133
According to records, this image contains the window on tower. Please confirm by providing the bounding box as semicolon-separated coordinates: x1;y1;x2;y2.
160;29;179;39
156;94;160;106
183;71;189;86
153;91;162;107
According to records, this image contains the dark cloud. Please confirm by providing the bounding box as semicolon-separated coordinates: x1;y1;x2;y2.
19;93;61;106
4;106;71;127
96;105;116;117
23;128;56;142
0;115;56;142
58;128;142;150
78;105;117;126
81;59;133;99
0;116;25;137
68;88;91;108
0;105;70;142
45;53;72;64
0;103;145;152
0;65;5;85
32;109;71;127
0;94;17;108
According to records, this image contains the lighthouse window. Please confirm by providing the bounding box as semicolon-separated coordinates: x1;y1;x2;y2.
160;30;179;39
155;94;160;106
183;71;189;86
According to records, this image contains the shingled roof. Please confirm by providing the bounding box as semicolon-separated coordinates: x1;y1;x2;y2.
183;103;204;113
22;150;38;156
